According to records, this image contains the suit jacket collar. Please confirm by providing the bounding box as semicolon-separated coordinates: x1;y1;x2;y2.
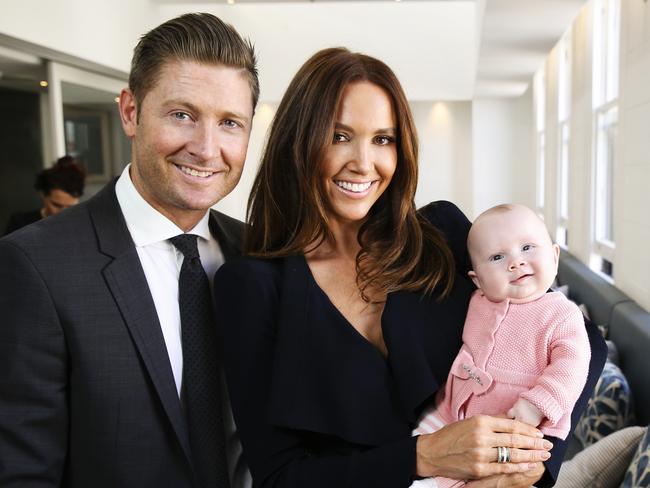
86;180;194;469
85;180;243;474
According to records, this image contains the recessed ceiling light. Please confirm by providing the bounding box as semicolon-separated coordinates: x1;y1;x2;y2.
39;80;48;87
227;0;235;4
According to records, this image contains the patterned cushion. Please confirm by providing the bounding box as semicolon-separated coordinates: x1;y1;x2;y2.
620;426;650;488
554;426;645;488
574;360;636;448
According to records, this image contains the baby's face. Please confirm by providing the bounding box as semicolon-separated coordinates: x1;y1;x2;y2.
468;206;560;304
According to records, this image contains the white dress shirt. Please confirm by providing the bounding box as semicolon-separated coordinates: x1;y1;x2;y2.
115;164;251;488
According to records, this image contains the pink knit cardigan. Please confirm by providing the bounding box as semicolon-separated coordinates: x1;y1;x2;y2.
435;291;591;439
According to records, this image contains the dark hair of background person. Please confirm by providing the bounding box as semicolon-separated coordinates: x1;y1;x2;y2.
129;12;259;115
35;155;86;197
246;47;455;300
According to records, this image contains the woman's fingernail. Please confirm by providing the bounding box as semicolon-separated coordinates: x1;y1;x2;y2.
543;441;554;450
527;463;539;470
535;430;544;438
541;452;551;460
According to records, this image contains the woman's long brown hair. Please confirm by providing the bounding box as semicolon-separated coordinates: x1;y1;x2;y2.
246;47;455;299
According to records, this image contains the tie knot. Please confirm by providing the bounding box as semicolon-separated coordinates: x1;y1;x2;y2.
170;234;200;259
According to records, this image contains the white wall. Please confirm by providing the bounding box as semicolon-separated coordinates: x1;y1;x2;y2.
471;90;535;219
412;101;473;216
0;0;155;73
566;5;594;262
615;0;650;310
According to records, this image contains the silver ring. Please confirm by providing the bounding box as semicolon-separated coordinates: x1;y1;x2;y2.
497;446;511;463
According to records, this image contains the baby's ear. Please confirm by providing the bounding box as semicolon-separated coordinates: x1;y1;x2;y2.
468;270;481;290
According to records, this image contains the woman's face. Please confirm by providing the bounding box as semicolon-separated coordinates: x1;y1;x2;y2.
320;81;398;228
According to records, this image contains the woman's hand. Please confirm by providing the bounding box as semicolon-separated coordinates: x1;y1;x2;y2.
466;462;545;488
415;415;552;480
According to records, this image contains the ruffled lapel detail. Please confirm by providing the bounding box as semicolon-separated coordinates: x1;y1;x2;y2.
267;256;408;446
266;257;473;445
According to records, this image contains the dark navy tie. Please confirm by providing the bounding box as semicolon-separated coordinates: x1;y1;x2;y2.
170;234;229;488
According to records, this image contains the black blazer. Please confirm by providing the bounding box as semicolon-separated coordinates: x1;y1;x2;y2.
214;200;607;488
0;180;243;487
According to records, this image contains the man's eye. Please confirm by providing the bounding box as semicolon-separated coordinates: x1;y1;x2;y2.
224;119;240;129
172;112;190;121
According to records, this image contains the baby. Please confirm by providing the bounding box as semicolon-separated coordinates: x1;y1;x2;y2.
411;203;591;488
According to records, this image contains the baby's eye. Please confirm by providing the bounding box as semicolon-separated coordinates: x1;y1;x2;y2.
522;244;534;252
489;254;504;262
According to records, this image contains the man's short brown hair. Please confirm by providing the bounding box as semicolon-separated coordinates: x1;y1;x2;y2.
129;12;259;112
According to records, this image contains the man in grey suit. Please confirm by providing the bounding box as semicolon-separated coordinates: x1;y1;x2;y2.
0;13;258;488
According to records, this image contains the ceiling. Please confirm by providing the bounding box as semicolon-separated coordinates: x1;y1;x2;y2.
156;0;588;100
0;0;588;101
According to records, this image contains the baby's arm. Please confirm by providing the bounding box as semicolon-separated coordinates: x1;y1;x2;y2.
507;398;544;427
515;304;590;434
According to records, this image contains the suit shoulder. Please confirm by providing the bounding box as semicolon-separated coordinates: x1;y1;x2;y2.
0;201;92;254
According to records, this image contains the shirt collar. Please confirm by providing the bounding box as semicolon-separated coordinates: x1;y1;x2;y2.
115;164;211;247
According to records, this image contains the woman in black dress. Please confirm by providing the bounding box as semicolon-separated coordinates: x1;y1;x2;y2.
214;47;605;488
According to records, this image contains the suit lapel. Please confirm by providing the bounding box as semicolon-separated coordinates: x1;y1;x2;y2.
86;181;194;468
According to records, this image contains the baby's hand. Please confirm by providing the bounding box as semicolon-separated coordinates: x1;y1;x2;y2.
507;398;544;427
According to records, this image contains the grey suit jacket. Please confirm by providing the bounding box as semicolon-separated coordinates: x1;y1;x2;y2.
0;180;244;487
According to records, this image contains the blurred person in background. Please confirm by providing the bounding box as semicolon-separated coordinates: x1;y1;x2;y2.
4;155;85;235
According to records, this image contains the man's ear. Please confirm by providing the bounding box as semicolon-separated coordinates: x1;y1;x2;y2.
468;270;481;290
118;88;138;138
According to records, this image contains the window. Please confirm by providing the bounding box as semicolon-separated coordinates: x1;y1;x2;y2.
64;106;112;179
556;36;571;248
534;69;546;214
591;0;620;279
557;123;570;247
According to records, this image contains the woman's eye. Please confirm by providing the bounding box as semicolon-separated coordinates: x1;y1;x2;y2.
333;133;349;143
374;135;394;145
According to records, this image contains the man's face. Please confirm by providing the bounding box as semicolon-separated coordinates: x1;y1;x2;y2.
119;60;254;230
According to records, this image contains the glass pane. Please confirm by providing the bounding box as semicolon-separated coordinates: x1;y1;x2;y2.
63;112;104;175
537;133;545;209
559;124;570;221
595;106;617;243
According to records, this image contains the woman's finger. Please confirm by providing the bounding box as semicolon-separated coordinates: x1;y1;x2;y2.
491;432;554;452
488;445;551;464
478;416;543;438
